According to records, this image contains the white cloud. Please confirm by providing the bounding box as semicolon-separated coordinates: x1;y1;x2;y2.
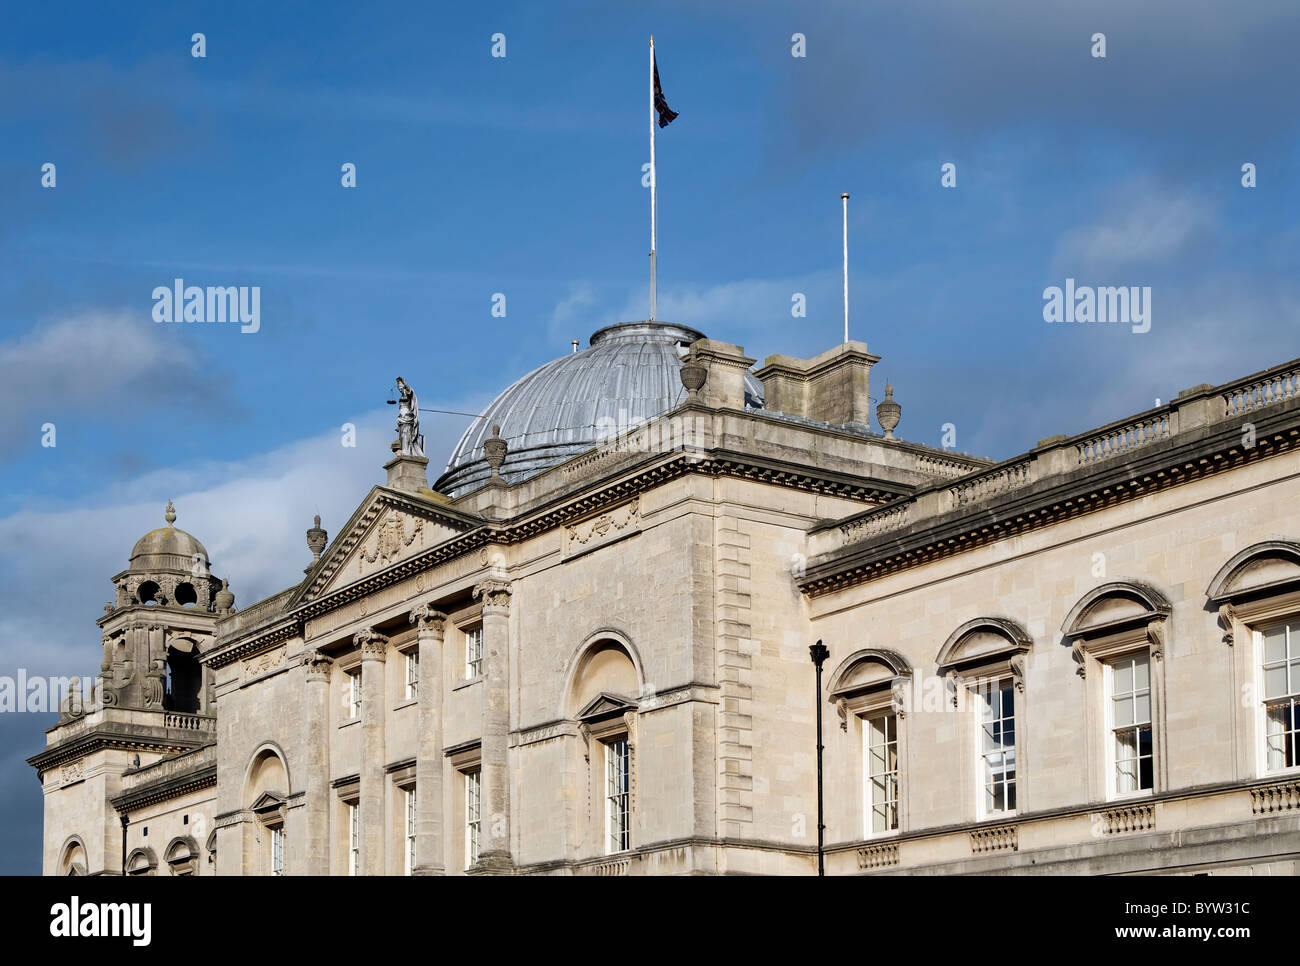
1055;188;1215;272
0;310;219;452
0;407;474;679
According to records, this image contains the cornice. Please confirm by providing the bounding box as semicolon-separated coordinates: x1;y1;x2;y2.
27;727;208;777
110;762;217;813
273;449;906;627
801;413;1300;598
203;615;302;670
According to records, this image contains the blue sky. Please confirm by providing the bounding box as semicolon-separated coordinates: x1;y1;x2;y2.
1;0;1298;873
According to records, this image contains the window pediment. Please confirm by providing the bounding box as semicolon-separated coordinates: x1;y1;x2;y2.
576;692;638;723
827;648;911;699
1063;581;1170;677
1063;581;1171;640
935;618;1031;674
1206;540;1300;605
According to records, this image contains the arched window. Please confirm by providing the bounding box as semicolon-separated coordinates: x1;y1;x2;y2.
59;838;87;877
935;618;1033;818
165;836;199;876
164;639;202;713
827;649;912;838
243;746;290;876
1063;581;1171;800
126;847;157;876
1208;540;1300;778
564;633;642;858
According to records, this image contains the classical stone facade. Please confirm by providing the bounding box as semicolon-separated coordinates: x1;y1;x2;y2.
30;322;1300;875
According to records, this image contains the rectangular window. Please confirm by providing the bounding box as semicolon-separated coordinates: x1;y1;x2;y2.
347;803;359;876
979;684;1017;814
347;670;362;719
404;787;417;876
465;769;481;868
1110;653;1154;794
864;713;899;835
405;650;419;702
1263;621;1300;771
465;626;484;680
270;827;284;876
605;738;631;854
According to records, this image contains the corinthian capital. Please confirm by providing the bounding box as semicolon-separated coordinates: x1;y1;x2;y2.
303;650;334;681
410;603;449;637
355;626;390;661
473;578;512;616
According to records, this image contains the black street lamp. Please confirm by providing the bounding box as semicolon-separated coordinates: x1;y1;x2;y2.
120;814;129;877
809;640;830;877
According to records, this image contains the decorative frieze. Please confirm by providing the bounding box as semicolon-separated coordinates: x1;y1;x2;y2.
563;499;640;558
242;646;285;678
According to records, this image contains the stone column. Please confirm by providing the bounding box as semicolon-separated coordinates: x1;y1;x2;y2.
356;627;388;875
410;604;447;875
302;650;333;876
472;579;513;873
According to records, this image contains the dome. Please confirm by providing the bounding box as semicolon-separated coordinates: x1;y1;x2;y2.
128;502;210;572
436;321;764;496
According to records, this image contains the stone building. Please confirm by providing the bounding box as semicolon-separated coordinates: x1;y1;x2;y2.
29;321;1300;875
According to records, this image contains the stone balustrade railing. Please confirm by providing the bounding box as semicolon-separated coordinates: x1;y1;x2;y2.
949;459;1034;508
815;356;1300;560
163;712;216;733
1224;365;1300;418
1099;803;1154;835
840;502;911;542
1076;411;1177;466
1250;779;1300;815
969;824;1018;854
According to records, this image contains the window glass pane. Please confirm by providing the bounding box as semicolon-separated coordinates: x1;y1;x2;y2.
1115;660;1133;693
1134;692;1151;724
1264;626;1287;664
1265;665;1288;699
1133;654;1150;690
1113;694;1134;727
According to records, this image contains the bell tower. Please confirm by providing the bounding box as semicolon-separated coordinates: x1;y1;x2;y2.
29;503;231;874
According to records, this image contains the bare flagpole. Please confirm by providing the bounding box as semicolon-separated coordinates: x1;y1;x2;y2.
841;192;850;343
649;36;658;322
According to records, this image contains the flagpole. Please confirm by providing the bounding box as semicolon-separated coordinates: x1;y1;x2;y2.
649;35;657;322
841;192;850;343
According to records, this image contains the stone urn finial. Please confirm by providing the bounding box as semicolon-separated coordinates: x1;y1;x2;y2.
214;578;235;616
307;514;328;563
876;384;901;439
484;425;508;482
679;356;707;402
164;500;177;526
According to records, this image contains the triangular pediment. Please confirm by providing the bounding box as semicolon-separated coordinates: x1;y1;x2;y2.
250;791;286;813
293;488;483;606
576;692;638;721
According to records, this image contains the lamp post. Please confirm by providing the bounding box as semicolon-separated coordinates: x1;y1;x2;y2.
809;639;830;876
120;814;129;876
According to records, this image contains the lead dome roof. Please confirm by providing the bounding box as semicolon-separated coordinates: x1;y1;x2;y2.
435;321;763;497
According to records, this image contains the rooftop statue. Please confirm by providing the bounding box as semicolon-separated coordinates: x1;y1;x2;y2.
395;376;425;457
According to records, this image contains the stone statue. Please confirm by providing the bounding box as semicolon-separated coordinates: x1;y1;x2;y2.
395;377;425;457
